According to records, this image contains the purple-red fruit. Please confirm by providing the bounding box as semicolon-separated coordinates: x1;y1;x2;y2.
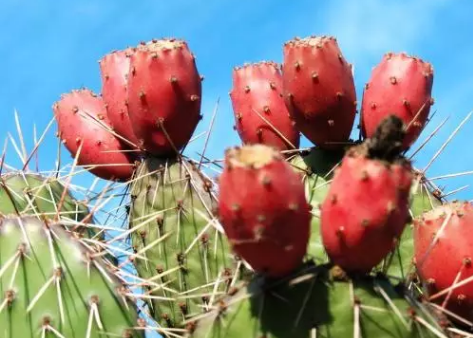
414;202;473;322
53;89;136;181
99;48;141;149
127;39;203;156
282;36;357;149
229;61;300;152
321;147;413;273
361;52;434;150
218;144;311;277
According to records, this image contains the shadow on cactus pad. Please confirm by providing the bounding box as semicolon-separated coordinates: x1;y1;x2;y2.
189;263;445;338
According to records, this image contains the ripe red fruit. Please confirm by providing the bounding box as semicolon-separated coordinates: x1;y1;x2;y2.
218;144;311;277
414;202;473;322
320;117;413;273
360;52;434;150
229;61;300;152
99;48;141;149
127;39;203;156
53;89;136;181
282;36;357;149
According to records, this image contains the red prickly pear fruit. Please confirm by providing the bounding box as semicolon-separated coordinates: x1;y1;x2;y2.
127;38;203;156
414;202;473;322
320;116;413;273
99;48;141;149
217;144;311;277
282;36;357;149
53;89;136;182
229;61;300;153
360;52;434;150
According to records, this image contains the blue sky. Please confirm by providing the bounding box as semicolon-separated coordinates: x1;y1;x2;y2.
1;0;473;200
1;0;473;335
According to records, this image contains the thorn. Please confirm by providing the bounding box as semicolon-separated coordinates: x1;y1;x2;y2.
231;203;240;212
387;201;396;214
463;257;472;267
139;91;146;101
261;175;271;186
330;194;338;204
288;203;299;211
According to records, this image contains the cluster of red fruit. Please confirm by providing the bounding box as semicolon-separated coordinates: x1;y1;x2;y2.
52;35;473;324
53;39;203;181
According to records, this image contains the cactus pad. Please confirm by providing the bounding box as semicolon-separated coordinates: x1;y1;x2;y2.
129;157;241;328
189;264;446;338
0;216;143;338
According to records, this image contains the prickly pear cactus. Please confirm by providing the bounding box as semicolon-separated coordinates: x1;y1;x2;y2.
129;157;242;328
0;216;143;338
188;263;444;338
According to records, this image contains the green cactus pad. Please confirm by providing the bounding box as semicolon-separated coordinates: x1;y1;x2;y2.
382;176;443;283
0;216;143;338
189;263;446;338
289;148;345;263
0;172;94;236
129;157;242;329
